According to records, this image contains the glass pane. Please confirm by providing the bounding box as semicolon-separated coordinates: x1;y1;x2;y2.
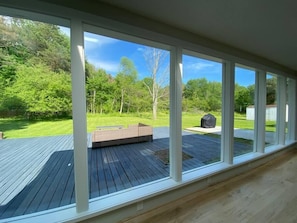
265;74;277;147
234;66;255;157
84;31;170;199
0;15;74;219
182;54;222;171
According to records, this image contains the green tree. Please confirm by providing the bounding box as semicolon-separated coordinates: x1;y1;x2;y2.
86;68;115;114
4;64;72;119
0;17;19;104
266;76;277;105
131;79;151;113
115;57;138;114
0;17;24;115
234;84;252;113
247;84;255;105
143;47;169;120
0;16;72;118
183;78;221;112
208;81;222;111
8;17;70;72
183;78;208;99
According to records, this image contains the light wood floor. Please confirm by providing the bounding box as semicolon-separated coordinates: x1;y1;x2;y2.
122;149;297;223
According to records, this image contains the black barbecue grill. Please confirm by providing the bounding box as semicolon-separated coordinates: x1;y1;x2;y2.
201;113;216;128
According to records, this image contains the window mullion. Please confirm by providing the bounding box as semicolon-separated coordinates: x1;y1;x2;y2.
254;71;266;153
288;78;297;141
71;18;89;212
276;76;287;145
221;61;235;164
169;46;182;182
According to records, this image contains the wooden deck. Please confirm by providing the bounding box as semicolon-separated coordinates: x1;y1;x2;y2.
122;149;297;223
0;127;252;220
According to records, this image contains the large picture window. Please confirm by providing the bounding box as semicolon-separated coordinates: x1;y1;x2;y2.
0;16;74;219
234;65;255;156
182;53;222;170
83;28;171;200
0;7;296;222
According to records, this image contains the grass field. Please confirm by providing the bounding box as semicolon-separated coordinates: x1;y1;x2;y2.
0;112;277;139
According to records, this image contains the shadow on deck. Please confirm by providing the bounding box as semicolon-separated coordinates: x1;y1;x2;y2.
0;127;253;220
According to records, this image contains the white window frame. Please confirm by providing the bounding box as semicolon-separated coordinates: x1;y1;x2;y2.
170;46;183;182
287;78;297;142
70;18;89;213
254;70;266;153
276;75;287;145
222;61;235;164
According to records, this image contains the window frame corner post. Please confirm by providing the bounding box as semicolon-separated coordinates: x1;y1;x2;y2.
276;75;287;145
70;18;89;213
169;46;183;182
254;70;266;153
288;78;297;141
221;60;235;164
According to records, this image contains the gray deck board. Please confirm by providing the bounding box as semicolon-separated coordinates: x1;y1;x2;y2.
0;128;253;220
93;149;109;196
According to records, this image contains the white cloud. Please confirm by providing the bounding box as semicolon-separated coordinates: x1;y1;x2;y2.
58;28;118;46
85;33;118;46
137;47;144;52
88;59;119;74
187;62;214;71
84;36;99;43
84;33;119;54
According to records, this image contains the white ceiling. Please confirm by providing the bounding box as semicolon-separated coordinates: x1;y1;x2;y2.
97;0;297;72
3;0;295;73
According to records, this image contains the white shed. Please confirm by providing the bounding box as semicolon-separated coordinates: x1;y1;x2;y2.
246;105;288;121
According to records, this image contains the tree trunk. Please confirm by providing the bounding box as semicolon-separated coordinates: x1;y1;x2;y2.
100;102;103;114
112;97;116;112
153;84;158;119
120;89;124;114
153;99;157;120
143;47;169;120
92;90;96;114
127;100;130;113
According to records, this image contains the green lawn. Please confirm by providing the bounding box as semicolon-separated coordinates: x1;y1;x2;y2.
0;112;277;139
0;113;169;138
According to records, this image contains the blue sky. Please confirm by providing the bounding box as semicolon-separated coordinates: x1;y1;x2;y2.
61;27;255;87
84;32;149;78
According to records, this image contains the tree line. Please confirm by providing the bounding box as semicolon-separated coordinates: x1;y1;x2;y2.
0;16;276;119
